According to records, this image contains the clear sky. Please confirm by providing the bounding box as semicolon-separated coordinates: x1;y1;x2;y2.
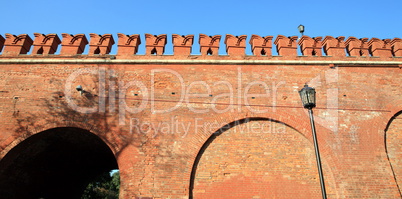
1;0;401;55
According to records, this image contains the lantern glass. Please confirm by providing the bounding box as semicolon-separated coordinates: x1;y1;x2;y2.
298;25;305;34
299;84;316;109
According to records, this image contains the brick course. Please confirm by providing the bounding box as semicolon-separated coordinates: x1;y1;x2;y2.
0;32;401;198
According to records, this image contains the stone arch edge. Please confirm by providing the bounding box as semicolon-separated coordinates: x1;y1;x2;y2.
0;119;119;159
185;111;339;198
384;109;402;198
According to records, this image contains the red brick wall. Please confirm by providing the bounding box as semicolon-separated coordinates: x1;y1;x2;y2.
386;112;402;193
192;119;334;199
0;33;402;198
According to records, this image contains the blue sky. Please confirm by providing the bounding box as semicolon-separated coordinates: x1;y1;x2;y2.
1;0;401;55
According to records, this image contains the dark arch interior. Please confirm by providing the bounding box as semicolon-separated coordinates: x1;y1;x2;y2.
0;127;118;199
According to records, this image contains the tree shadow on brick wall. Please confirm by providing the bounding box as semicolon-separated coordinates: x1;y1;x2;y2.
11;76;149;157
0;76;151;198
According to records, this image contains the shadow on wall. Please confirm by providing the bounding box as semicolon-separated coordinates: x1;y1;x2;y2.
0;75;150;198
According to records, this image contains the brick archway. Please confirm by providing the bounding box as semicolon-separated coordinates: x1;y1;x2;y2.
189;117;336;199
0;127;119;199
385;111;402;197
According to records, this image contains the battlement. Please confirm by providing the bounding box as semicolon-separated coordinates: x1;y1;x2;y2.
0;33;401;59
1;31;402;199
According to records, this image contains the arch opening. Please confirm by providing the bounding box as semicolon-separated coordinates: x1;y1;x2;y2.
260;49;266;56
189;118;324;199
0;127;119;199
206;48;213;55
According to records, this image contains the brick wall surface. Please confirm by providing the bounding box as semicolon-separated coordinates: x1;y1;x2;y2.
192;119;329;199
386;112;402;196
0;32;401;198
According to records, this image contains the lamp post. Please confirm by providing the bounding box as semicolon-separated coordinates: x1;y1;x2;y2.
299;84;327;199
298;24;305;36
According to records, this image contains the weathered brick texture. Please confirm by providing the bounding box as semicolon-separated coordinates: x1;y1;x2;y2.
0;32;401;199
192;119;333;199
386;112;402;192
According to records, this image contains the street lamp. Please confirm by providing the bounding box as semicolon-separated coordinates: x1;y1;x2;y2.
299;84;327;199
298;24;305;36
